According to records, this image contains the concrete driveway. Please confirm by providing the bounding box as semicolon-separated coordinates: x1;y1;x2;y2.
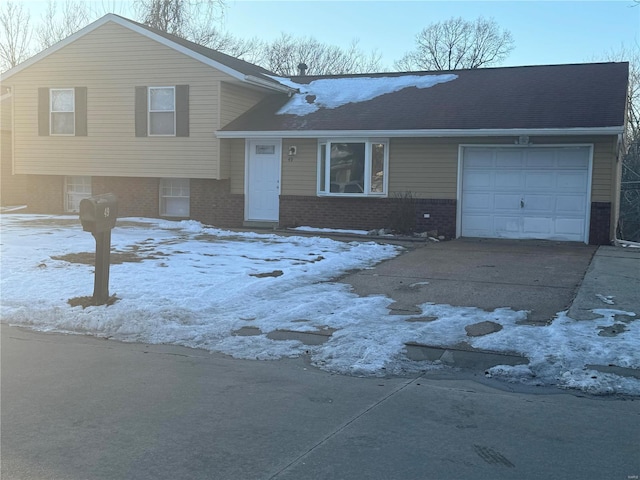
341;238;597;324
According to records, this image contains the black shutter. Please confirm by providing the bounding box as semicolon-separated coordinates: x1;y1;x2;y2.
75;87;87;136
175;85;189;137
38;88;50;136
135;86;148;137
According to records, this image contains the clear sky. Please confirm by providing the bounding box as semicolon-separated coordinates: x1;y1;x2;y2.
18;0;640;69
218;0;639;68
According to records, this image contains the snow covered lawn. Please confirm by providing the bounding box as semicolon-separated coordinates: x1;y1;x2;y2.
1;215;638;395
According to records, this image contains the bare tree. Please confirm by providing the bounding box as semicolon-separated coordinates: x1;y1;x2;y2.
601;43;640;241
134;0;224;38
132;0;263;60
0;1;33;71
37;0;92;50
260;33;382;76
395;16;514;71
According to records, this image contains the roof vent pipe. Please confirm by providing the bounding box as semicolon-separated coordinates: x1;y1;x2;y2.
297;63;308;76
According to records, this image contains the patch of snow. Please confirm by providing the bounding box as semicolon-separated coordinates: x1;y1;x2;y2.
1;215;639;395
269;74;457;116
292;226;369;236
595;294;615;305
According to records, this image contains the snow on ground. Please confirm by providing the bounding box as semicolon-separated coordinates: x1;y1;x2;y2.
270;74;457;116
1;215;638;395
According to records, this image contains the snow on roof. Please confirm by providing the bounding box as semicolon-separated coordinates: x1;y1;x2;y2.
270;73;458;116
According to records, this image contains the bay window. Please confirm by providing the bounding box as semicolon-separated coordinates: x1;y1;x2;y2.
317;140;388;196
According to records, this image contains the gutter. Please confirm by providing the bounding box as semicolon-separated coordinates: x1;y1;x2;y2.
244;75;296;94
216;126;625;139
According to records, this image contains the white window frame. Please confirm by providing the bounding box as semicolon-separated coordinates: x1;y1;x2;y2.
148;86;176;136
159;178;190;217
50;88;75;136
64;176;91;213
317;139;389;197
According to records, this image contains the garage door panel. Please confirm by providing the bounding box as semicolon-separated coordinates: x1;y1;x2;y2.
496;150;524;167
555;218;585;237
464;171;493;188
524;195;554;212
556;195;587;214
525;172;556;190
495;171;523;188
494;216;521;233
523;216;553;235
461;146;591;242
463;193;493;210
526;149;556;168
493;193;522;210
464;149;494;167
461;215;494;236
558;149;590;168
557;172;588;191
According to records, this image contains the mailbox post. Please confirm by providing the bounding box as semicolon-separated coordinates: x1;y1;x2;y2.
79;193;118;305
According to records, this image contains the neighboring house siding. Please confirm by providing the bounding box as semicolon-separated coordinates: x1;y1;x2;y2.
8;21;236;180
1;95;28;206
219;82;268;179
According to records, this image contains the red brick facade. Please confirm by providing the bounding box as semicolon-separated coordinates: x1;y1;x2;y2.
15;175;612;244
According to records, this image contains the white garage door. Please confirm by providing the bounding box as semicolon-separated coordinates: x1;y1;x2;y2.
460;146;591;242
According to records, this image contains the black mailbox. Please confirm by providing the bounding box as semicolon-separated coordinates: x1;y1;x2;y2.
80;193;118;233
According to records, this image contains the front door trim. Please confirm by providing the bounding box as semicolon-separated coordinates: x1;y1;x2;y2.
244;138;282;223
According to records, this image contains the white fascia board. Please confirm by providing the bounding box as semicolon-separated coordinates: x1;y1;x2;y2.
243;75;295;93
0;14;290;94
216;126;625;139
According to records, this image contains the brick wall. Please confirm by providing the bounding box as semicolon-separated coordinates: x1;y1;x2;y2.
190;179;244;227
589;202;611;245
25;175;65;213
279;195;457;238
93;177;159;218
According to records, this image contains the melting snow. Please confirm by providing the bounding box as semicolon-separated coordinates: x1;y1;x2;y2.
1;215;638;395
270;74;457;116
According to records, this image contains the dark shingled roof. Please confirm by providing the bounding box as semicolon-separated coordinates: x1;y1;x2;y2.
220;62;629;133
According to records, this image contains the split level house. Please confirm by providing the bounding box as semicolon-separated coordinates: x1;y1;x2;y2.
0;14;629;244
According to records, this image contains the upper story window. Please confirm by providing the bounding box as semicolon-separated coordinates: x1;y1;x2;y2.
149;87;175;136
135;85;189;138
50;88;75;135
38;87;87;137
318;140;388;196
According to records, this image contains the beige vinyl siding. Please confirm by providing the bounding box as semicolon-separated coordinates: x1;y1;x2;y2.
218;82;268;179
275;136;618;201
213;135;619;204
389;138;458;199
8;21;238;179
281;139;317;195
228;138;246;194
219;82;267;128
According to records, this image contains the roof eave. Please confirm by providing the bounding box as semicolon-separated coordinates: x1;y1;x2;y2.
216;126;625;139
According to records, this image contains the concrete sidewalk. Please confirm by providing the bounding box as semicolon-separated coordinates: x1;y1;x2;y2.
568;245;640;320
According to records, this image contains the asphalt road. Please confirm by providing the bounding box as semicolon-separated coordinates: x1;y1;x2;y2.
2;324;638;480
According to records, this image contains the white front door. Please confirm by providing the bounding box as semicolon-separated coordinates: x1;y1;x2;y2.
460;146;592;242
246;139;281;222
